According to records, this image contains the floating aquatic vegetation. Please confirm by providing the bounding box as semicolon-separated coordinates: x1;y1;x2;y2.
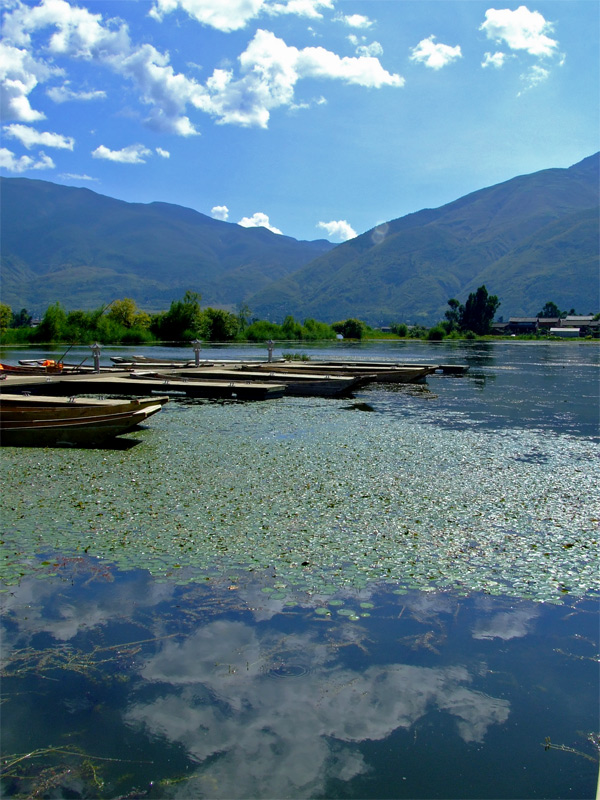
1;390;598;603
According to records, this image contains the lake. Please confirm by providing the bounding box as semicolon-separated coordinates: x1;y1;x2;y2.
1;340;598;799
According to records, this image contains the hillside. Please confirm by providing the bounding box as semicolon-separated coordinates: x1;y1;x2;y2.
1;154;597;323
0;179;334;314
247;153;599;324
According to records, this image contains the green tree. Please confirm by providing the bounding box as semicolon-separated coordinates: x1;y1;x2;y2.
237;302;252;333
391;323;408;337
302;318;336;340
332;318;366;339
244;320;283;341
106;298;139;328
537;301;561;318
11;308;32;328
199;308;239;341
0;303;12;332
152;291;203;340
459;286;500;335
281;315;304;340
34;302;68;341
444;298;462;332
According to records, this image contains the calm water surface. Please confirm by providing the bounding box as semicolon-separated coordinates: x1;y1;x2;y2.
1;341;598;799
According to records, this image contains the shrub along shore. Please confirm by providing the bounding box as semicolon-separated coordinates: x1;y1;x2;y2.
1;290;597;346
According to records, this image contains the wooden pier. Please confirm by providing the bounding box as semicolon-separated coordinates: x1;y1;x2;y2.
0;370;287;401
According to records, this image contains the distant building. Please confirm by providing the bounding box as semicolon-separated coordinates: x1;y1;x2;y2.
550;327;580;337
493;316;599;337
506;318;538;334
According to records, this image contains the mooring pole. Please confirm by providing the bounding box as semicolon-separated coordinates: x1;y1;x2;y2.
192;339;202;367
90;342;102;372
267;340;274;363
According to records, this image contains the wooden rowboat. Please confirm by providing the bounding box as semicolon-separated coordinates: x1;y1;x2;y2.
237;362;437;384
0;394;168;447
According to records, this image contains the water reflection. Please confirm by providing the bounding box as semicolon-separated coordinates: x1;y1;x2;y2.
1;566;598;799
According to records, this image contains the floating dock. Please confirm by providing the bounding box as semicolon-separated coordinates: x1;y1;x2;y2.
0;371;287;401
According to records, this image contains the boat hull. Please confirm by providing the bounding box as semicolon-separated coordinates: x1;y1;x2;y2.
0;395;167;447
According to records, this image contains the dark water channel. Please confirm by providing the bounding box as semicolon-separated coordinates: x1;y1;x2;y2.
1;341;598;798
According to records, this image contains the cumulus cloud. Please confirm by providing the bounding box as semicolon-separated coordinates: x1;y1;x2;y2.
317;219;356;241
92;143;152;163
1;0;202;134
409;35;462;70
1;1;402;133
197;29;403;127
339;13;373;29
211;205;229;220
155;146;170;157
0;41;59;121
149;0;333;31
47;83;106;103
480;6;558;58
355;41;383;58
3;123;74;150
482;51;507;69
0;146;54;172
238;211;282;234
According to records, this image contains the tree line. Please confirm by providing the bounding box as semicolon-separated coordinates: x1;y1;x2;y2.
0;286;587;345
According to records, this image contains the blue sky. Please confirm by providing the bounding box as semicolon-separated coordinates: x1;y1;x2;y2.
1;0;598;242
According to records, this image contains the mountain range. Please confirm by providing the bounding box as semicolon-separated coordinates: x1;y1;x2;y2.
1;153;598;324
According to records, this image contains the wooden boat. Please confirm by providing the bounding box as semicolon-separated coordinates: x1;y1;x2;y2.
237;362;437;384
1;361;66;374
128;369;365;397
111;355;198;367
0;394;168;447
307;360;469;375
2;361;113;375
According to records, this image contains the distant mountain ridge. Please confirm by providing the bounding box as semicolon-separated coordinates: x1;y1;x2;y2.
246;153;599;324
1;153;598;323
0;178;334;313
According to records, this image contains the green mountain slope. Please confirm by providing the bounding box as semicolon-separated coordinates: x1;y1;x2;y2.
247;153;599;324
0;178;334;313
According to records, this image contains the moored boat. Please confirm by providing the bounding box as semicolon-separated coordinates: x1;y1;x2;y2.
238;362;437;384
0;394;168;447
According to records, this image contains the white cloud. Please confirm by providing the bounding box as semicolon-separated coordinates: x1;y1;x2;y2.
150;0;265;32
91;143;152;163
267;0;333;21
238;211;282;234
47;83;106;102
149;0;333;31
3;123;74;149
59;172;98;181
155;146;170;157
409;36;462;70
195;29;403;128
518;63;550;93
0;41;59;122
1;0;202;135
480;6;558;58
211;205;229;220
1;0;401;135
0;146;54;172
356;41;383;58
317;219;356;241
482;51;507;69
339;14;373;29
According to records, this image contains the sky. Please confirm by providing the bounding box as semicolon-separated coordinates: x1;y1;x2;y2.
1;0;598;243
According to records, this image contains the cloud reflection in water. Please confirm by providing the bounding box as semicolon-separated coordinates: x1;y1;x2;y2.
127;619;510;798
